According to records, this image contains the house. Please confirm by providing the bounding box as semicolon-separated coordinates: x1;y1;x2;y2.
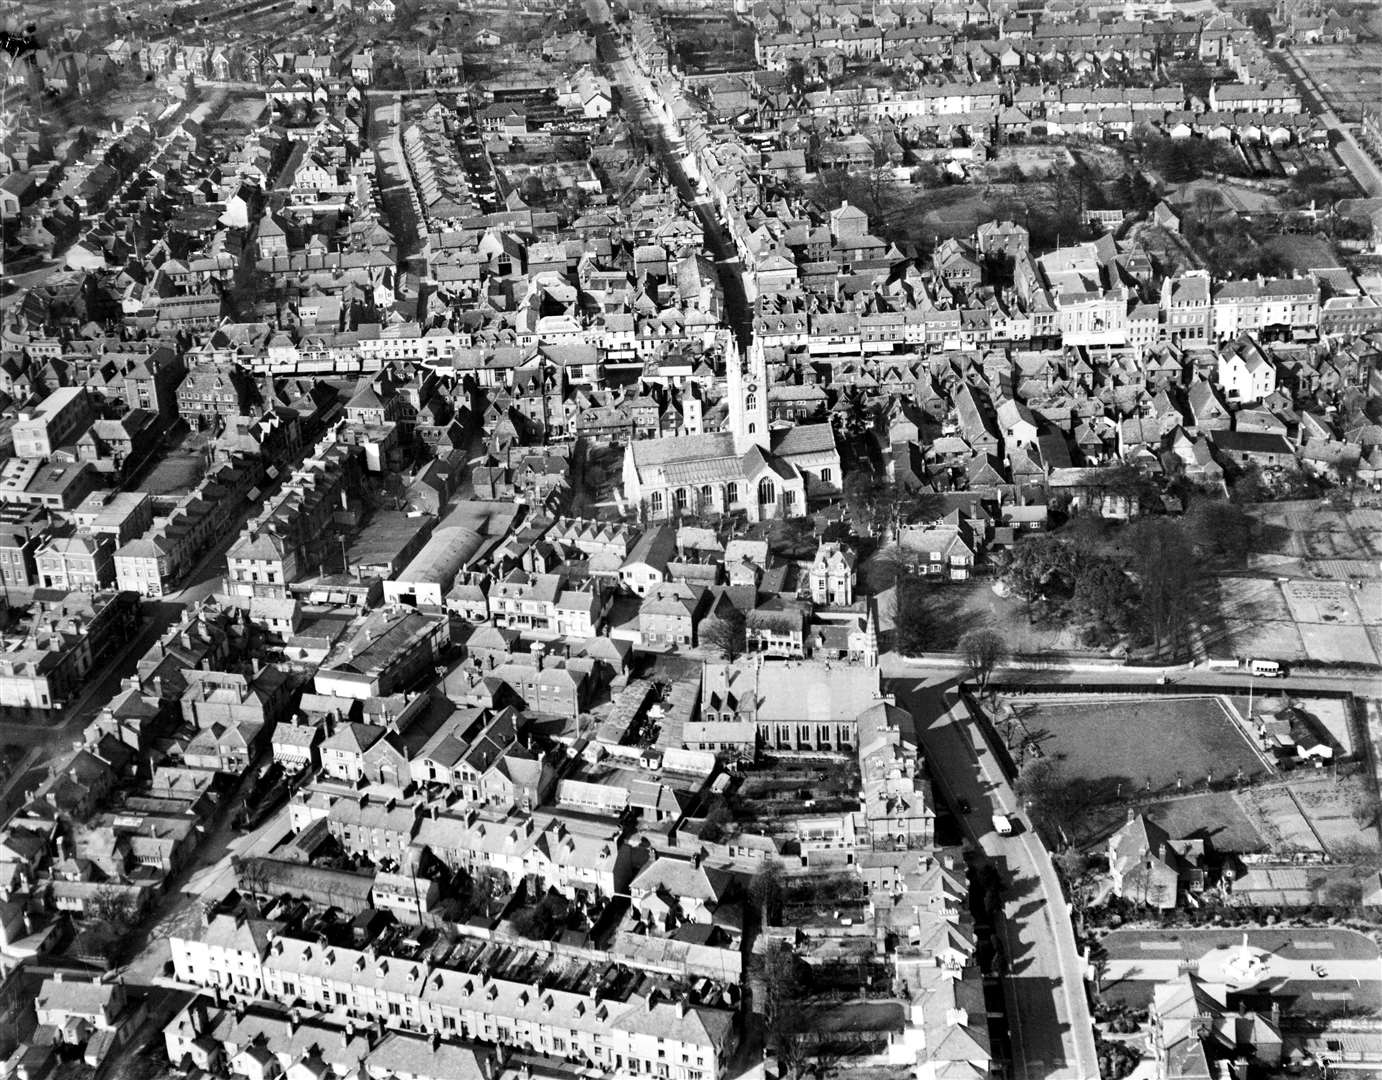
629;855;737;932
1209;430;1295;470
1149;973;1281;1080
35;977;129;1043
897;522;978;580
271;720;323;772
1255;704;1333;766
746;601;808;658
1105;813;1206;910
639;582;703;648
810;541;855;606
620;525;677;597
1217;339;1276;403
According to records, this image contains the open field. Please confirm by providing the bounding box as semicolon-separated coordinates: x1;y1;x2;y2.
882;181;1065;246
1007;696;1272;793
1241;787;1322;854
1208;573;1382;666
1290;43;1382;123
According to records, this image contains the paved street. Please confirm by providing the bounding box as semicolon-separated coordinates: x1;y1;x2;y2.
584;0;752;347
883;653;1376;697
890;674;1099;1080
0;510;236;746
123;763;293;986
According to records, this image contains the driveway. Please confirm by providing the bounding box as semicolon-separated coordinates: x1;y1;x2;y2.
890;674;1099;1080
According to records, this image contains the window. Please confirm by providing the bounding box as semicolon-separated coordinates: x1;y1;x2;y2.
745;393;756;412
726;482;739;505
650;491;664;514
820;467;832;484
674;488;688;511
758;478;775;504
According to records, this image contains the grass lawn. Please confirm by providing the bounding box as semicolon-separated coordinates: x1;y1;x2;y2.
1012;696;1272;795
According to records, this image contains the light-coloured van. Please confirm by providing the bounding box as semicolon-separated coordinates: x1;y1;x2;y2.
1248;659;1284;678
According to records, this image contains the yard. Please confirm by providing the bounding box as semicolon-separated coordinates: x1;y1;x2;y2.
1260;233;1338;272
1084;790;1269;854
1004;695;1273;796
136;430;213;498
879;578;1101;655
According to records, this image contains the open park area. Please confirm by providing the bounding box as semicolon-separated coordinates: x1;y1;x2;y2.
1001;695;1273;797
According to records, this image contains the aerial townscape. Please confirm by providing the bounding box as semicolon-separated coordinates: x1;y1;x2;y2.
2;0;1382;1076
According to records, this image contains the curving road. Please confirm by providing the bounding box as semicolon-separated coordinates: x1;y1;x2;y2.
892;673;1100;1080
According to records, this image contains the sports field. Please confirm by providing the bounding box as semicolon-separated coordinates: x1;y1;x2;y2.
1013;695;1272;794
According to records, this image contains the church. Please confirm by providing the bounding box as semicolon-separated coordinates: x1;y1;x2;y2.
622;331;841;521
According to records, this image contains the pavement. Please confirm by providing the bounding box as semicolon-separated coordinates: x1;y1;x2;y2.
890;674;1099;1080
122;755;292;986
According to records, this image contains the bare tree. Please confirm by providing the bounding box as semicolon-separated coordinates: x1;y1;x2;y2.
748;857;785;926
700;609;747;660
235;856;272;898
91;884;138;927
755;938;805;1068
1128;518;1198;660
958;628;1007;695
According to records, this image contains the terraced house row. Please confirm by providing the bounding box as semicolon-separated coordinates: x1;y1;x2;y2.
169;914;737;1080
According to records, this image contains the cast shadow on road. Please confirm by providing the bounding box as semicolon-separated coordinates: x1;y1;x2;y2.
886;675;968;725
1007;976;1072;1072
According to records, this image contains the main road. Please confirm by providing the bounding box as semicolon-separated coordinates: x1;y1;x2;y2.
890;670;1100;1080
883;652;1377;696
583;0;752;348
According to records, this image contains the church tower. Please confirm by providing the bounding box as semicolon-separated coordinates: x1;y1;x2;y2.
726;334;769;454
